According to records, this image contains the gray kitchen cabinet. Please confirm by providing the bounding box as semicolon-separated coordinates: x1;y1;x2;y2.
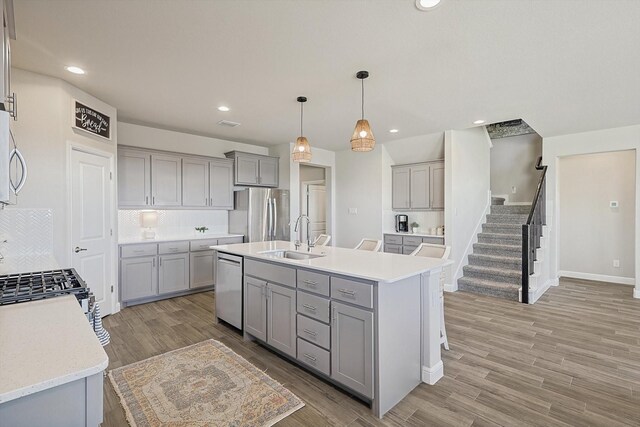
383;234;445;254
267;283;297;358
391;160;444;211
209;160;234;209
118;148;151;207
384;244;402;254
392;167;410;210
159;253;189;294
331;301;374;399
409;164;430;209
190;250;216;289
152;153;182;206
120;256;158;301
430;162;445;210
182;157;209;207
225;151;279;187
244;277;268;341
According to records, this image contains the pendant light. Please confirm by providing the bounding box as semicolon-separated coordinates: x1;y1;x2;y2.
292;96;312;162
350;70;375;152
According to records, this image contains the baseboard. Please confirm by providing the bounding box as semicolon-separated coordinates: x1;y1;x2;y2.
559;270;635;286
444;283;457;292
634;288;640;299
528;278;555;304
422;361;444;385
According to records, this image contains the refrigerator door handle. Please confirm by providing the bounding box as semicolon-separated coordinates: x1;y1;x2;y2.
266;197;273;241
272;198;277;240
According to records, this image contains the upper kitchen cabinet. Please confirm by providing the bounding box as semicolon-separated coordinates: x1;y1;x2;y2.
0;0;16;119
225;151;279;187
209;159;234;209
182;157;209;208
151;153;182;207
391;160;444;211
118;148;151;207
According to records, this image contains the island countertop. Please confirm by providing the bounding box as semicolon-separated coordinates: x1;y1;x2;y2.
212;240;452;283
0;295;109;404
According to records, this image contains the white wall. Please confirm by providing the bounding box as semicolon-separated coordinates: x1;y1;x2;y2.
490;133;542;203
4;69;118;265
444;127;492;287
558;151;635;282
543;125;640;297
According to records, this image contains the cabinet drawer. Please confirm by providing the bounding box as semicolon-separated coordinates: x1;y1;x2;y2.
403;246;418;255
384;234;403;245
121;244;157;258
190;239;219;252
297;314;330;350
217;236;244;245
297;338;330;377
246;259;296;288
297;269;330;297
423;236;445;244
384;244;402;254
403;236;423;246
297;291;330;323
331;277;374;309
158;241;190;254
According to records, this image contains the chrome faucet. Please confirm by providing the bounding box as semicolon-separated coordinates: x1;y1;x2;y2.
293;215;314;251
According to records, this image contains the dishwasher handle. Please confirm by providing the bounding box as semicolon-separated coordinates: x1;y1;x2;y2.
217;254;242;265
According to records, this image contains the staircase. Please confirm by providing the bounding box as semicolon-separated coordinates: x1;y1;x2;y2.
458;204;531;301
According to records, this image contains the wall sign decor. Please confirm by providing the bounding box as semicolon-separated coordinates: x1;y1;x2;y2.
73;100;111;140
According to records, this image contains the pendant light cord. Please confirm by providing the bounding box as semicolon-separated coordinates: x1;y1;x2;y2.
361;78;365;120
300;101;304;136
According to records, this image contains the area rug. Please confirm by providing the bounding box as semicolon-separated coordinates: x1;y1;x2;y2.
109;339;304;426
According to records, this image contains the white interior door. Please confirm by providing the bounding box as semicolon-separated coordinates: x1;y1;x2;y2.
302;183;326;242
71;149;113;315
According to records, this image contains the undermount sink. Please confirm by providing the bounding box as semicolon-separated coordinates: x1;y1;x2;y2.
259;250;325;260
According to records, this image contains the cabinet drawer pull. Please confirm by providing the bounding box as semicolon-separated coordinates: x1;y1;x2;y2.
169;247;178;251
303;280;318;286
302;304;317;311
303;328;317;337
303;353;317;362
133;249;144;253
338;288;356;296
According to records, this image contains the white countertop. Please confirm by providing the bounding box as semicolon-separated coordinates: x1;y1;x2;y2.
0;254;60;275
212;241;452;284
0;295;109;404
119;233;244;245
384;231;445;239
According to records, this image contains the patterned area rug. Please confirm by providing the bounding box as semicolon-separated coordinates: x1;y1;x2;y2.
109;339;304;426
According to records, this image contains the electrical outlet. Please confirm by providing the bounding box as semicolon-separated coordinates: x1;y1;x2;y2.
348;208;357;215
511;186;517;194
610;201;619;208
613;259;620;268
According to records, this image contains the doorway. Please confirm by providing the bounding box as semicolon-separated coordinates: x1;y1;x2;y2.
299;164;328;244
70;147;115;315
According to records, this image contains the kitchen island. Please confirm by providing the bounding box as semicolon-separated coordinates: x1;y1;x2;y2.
212;240;451;418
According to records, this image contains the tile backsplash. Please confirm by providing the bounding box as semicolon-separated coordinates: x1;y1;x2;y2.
0;208;54;256
118;209;229;240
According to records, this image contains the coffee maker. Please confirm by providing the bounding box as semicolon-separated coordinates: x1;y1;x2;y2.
395;214;409;232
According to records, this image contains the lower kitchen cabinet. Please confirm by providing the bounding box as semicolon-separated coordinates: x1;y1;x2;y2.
267;283;297;358
244;277;268;341
331;301;374;399
120;256;158;301
190;250;216;289
159;253;189;294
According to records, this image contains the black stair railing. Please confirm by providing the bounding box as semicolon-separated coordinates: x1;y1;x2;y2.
522;157;547;303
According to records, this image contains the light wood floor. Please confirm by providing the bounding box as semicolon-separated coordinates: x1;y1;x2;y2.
102;279;640;426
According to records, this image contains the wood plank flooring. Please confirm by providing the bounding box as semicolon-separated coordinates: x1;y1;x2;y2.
102;278;640;426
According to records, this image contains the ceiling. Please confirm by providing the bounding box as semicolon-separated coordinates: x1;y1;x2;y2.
11;0;640;150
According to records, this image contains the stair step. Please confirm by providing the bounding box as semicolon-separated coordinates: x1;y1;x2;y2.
463;265;521;284
482;223;522;235
458;277;520;301
473;242;521;257
468;253;521;269
490;204;532;215
477;233;521;245
486;213;529;224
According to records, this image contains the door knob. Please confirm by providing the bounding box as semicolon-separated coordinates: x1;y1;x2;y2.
74;247;88;253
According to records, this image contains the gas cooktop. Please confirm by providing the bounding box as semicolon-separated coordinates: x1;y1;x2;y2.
0;268;89;305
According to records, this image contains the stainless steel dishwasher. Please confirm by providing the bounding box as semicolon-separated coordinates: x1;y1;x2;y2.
215;252;243;330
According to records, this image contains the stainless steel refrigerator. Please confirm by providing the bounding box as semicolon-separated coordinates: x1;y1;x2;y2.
228;188;290;242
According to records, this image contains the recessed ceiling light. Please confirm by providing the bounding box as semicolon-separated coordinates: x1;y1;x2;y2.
65;66;85;75
217;106;230;112
473;120;486;125
389;129;399;133
415;0;441;11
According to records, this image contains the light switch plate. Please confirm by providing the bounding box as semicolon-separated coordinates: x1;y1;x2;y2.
511;186;517;194
348;208;357;215
613;259;620;268
610;201;619;208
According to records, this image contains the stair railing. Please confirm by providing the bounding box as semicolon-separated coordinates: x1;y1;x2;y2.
522;156;547;303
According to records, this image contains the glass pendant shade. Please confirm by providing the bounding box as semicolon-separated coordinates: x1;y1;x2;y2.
292;136;312;162
350;119;375;152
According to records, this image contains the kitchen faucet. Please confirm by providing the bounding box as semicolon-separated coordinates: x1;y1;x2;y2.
293;215;314;251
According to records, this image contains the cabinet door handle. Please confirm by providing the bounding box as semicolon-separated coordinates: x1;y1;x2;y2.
152;196;156;205
302;304;316;312
146;196;149;205
338;288;356;296
159;257;162;266
332;305;337;323
303;353;317;362
303;280;318;287
303;329;317;337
